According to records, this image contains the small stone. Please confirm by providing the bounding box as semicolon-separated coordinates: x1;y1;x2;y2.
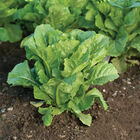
132;86;135;89
127;81;131;85
26;135;32;138
103;89;106;92
1;108;6;113
59;135;66;138
0;92;3;95
122;87;126;90
112;91;118;97
7;107;13;111
13;136;17;140
128;95;133;98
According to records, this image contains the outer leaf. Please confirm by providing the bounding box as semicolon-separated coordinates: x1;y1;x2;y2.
74;87;107;112
130;36;140;52
85;88;108;110
76;113;92;126
38;107;53;126
7;61;37;87
0;24;22;42
111;57;127;73
87;62;119;85
108;27;128;56
30;101;45;108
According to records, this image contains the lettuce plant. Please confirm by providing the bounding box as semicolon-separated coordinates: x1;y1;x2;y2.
7;24;119;126
14;0;88;31
0;0;25;42
79;0;140;72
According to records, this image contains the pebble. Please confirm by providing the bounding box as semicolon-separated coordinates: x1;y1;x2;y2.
13;136;17;140
1;108;6;113
127;81;131;85
0;92;3;95
122;87;126;90
128;95;133;98
26;135;33;138
112;91;118;97
103;89;106;92
7;107;13;111
58;135;66;138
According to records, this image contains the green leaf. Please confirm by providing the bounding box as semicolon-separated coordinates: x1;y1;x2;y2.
87;62;119;85
34;61;49;84
86;88;108;110
108;27;128;56
38;107;53;126
68;100;81;114
112;57;127;73
130;36;140;52
98;2;111;15
4;24;22;42
41;78;61;100
76;113;92;126
74;87;107;112
30;101;45;108
0;24;22;42
52;107;65;116
95;13;105;30
47;4;74;30
0;27;9;42
7;61;37;87
104;18;117;31
124;10;135;26
56;82;72;106
34;86;52;104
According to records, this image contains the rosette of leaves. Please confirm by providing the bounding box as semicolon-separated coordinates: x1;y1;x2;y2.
14;0;88;31
7;24;119;126
78;0;140;72
0;0;25;42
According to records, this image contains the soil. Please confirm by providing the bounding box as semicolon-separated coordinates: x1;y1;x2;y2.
0;43;140;140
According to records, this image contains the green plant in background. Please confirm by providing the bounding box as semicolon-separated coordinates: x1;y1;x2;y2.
0;0;25;42
14;0;88;31
79;0;140;72
7;24;119;126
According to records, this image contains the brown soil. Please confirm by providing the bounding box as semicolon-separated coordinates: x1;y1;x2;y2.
0;43;140;140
